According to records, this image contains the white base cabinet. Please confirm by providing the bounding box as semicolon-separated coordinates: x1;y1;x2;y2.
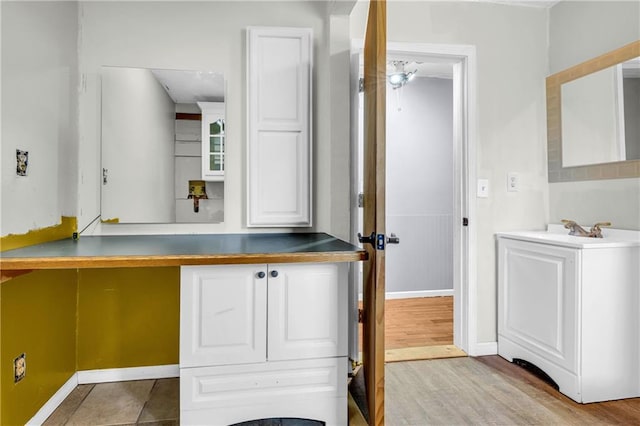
498;235;640;403
180;263;348;425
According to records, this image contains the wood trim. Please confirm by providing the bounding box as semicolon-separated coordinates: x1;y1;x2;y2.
0;251;366;271
175;112;202;121
547;40;640;182
363;1;386;425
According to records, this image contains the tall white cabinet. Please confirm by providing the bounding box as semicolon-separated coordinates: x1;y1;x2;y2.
247;27;312;227
180;263;348;425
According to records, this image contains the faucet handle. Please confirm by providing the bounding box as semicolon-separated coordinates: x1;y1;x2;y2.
589;222;611;238
561;219;576;229
592;222;611;229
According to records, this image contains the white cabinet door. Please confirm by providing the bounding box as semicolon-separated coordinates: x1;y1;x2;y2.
267;263;347;361
498;239;579;374
247;27;312;227
180;265;267;368
197;102;225;182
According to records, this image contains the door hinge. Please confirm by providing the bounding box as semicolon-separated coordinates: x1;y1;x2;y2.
357;192;364;208
358;308;364;323
463;217;469;227
102;168;108;185
359;77;365;93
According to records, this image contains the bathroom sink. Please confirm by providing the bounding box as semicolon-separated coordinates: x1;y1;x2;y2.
496;224;640;249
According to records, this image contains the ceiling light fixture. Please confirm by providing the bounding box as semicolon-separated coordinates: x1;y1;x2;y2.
388;61;417;89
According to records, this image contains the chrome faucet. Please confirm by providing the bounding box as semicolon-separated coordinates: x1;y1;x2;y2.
561;219;611;238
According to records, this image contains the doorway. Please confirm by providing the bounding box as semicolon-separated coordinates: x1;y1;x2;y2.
349;41;477;362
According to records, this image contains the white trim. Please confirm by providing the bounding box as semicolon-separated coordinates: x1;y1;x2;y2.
77;364;179;384
470;341;498;357
386;289;454;299
350;39;477;357
26;373;78;426
358;289;454;300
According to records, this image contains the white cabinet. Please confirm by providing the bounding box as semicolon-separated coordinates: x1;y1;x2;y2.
498;234;640;403
247;27;312;227
180;263;348;424
197;102;225;181
180;264;266;367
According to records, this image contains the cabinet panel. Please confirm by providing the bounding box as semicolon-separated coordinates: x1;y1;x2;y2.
181;358;347;425
498;240;578;374
268;263;347;361
247;27;312;227
250;131;308;225
180;265;267;367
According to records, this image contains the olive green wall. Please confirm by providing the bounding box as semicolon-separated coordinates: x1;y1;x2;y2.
77;268;180;370
1;270;77;426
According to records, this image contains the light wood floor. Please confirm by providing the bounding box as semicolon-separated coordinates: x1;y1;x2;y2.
385;356;640;425
385;296;453;349
359;296;460;362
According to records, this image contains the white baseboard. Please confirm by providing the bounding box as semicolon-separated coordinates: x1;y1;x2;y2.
469;342;498;357
77;364;179;384
26;373;78;426
27;365;179;425
359;289;454;301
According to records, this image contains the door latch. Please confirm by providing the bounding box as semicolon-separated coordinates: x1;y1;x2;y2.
358;232;399;250
358;232;376;247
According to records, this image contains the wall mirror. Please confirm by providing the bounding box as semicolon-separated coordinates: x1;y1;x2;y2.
547;40;640;182
101;66;226;224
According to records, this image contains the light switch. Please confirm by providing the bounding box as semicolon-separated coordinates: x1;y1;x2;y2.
507;172;519;192
477;179;489;198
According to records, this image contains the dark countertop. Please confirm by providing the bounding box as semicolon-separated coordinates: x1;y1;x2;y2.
0;233;367;270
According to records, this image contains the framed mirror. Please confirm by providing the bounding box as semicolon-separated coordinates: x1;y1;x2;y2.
100;66;226;223
547;40;640;182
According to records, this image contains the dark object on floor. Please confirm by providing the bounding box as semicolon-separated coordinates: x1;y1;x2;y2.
230;419;325;426
348;365;369;423
513;358;560;391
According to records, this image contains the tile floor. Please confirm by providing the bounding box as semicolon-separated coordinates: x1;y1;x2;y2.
43;378;179;426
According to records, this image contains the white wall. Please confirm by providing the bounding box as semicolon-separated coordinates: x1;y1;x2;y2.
1;1;78;236
351;1;549;343
549;0;640;230
101;67;175;223
76;1;351;237
386;77;454;294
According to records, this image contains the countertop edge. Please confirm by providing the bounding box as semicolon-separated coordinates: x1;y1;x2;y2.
0;250;367;271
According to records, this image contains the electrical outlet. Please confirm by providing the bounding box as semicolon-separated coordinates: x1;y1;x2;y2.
16;149;29;176
14;353;26;383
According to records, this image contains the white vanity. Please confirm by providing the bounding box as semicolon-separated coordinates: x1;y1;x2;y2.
180;262;348;425
497;225;640;403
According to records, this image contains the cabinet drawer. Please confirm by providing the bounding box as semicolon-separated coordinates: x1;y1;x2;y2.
180;357;347;411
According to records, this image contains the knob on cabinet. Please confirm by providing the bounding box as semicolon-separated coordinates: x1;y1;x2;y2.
270;270;279;278
256;271;266;279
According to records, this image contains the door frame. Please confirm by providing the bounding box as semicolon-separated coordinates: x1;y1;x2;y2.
349;40;478;356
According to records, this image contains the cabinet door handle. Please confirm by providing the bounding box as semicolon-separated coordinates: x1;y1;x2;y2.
270;270;279;278
256;271;266;279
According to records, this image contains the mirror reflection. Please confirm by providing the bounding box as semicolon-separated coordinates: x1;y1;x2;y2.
101;66;225;224
561;56;640;167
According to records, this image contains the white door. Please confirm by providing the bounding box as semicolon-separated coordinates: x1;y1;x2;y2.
267;263;348;361
180;265;268;367
247;27;312;227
